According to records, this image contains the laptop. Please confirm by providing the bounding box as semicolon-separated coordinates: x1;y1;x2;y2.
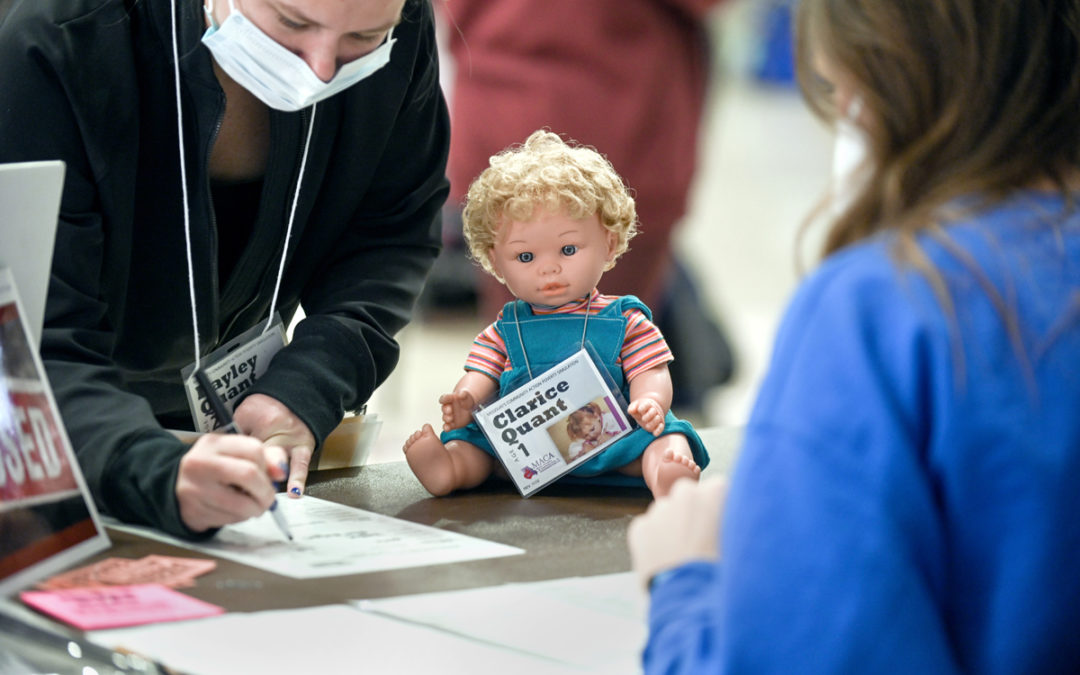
0;165;161;672
0;160;65;347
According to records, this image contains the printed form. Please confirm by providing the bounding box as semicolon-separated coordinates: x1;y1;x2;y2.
107;496;523;579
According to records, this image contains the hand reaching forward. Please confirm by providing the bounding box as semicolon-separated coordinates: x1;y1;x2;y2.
628;397;666;435
627;476;729;589
233;393;316;497
176;433;288;533
439;389;478;431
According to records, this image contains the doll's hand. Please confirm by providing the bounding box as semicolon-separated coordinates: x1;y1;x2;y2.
628;398;666;435
627;476;729;589
439;390;477;430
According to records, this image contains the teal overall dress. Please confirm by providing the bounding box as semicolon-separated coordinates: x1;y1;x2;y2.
441;296;709;487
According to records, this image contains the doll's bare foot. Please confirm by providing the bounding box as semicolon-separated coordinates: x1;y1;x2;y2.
403;424;458;496
651;448;701;498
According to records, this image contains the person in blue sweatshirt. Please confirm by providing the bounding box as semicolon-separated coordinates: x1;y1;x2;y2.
628;0;1080;672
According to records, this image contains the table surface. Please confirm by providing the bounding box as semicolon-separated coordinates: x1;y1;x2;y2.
98;427;742;613
1;428;742;674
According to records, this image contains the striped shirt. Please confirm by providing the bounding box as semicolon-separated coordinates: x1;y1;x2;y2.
463;290;673;382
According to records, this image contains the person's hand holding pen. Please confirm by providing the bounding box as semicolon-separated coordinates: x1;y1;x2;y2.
175;370;298;538
176;433;291;534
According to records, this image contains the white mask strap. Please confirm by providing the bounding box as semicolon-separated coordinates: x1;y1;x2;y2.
845;94;864;123
203;0;238;30
830;94;870;220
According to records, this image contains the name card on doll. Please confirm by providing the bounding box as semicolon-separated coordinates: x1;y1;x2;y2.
474;348;632;496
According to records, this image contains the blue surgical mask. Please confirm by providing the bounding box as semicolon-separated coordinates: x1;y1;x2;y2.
201;0;395;112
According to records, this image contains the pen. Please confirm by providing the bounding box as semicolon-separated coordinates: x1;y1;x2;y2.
193;369;294;541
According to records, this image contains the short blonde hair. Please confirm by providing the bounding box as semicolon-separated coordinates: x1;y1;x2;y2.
566;402;604;440
462;130;638;279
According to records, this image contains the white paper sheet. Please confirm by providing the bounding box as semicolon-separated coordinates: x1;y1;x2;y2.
107;496;523;579
90;604;583;674
355;572;648;673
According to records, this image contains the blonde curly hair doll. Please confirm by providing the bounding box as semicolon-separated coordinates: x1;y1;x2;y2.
403;130;708;498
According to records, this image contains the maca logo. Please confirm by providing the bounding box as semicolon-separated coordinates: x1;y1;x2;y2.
522;466;537;479
532;453;560;472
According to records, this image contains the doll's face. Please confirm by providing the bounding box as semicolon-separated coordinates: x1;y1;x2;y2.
487;209;617;308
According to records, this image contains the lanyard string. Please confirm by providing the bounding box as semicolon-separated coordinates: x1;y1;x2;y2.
171;0;201;370
171;0;313;368
264;102;316;334
513;292;592;380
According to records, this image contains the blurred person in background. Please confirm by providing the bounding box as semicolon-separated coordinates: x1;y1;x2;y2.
424;0;735;417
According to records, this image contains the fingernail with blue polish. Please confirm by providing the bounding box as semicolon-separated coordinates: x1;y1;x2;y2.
290;487;302;496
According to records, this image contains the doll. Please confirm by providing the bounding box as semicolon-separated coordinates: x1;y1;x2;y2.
403;130;709;498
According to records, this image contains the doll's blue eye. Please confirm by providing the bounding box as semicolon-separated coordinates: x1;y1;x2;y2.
517;252;534;263
561;245;578;256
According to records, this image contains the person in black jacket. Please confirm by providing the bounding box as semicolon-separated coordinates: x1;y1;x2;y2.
0;0;449;538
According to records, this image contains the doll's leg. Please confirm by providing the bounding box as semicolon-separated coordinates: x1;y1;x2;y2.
637;434;701;498
403;424;495;496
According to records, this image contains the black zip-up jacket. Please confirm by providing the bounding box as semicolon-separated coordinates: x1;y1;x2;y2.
0;0;449;537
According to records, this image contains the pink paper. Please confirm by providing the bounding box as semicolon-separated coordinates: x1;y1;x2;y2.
95;555;218;588
20;583;224;630
39;555;218;591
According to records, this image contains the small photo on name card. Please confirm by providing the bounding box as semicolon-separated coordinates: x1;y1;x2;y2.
549;397;629;464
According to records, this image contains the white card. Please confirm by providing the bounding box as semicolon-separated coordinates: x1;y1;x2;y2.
474;348;632;496
181;317;287;432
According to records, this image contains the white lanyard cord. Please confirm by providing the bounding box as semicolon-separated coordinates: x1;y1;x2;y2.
512;293;592;380
170;0;202;371
581;295;591;347
172;0;316;366
264;101;317;334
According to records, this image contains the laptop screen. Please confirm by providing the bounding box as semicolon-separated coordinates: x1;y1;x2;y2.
0;160;65;348
0;169;159;671
0;181;109;597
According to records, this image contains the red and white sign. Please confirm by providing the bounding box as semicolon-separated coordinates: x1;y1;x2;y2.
1;382;79;502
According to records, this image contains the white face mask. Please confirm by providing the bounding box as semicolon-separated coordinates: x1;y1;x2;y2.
202;0;396;112
831;95;869;216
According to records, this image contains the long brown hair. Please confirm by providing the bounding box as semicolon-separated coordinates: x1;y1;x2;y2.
795;0;1080;259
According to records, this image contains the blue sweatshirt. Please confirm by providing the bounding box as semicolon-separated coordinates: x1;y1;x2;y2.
645;193;1080;673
